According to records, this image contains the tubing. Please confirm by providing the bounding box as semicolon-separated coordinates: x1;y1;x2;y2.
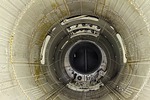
0;0;150;100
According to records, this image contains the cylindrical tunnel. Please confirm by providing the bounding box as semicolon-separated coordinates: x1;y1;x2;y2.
0;0;150;100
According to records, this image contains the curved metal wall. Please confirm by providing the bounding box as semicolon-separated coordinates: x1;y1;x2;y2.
0;0;150;100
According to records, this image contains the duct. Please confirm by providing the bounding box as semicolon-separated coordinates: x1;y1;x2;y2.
0;0;150;100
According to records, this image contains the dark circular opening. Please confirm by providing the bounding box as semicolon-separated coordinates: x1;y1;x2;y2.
69;41;102;74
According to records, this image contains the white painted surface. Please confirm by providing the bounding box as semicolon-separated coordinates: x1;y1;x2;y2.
0;0;150;100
